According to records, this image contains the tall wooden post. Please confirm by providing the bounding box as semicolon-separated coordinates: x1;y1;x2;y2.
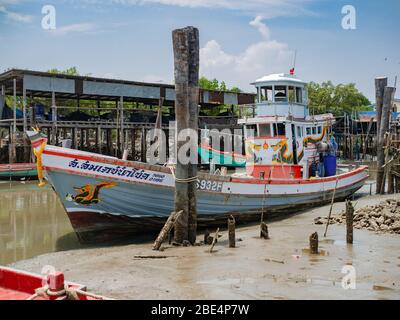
131;129;136;160
22;82;30;162
120;96;125;154
141;127;147;162
377;86;396;194
172;26;199;244
375;77;388;193
97;126;102;154
375;77;387;137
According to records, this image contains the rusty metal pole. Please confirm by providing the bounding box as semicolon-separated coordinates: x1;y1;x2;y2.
172;26;200;244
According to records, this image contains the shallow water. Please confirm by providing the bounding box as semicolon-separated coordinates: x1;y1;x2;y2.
0;178;375;266
0;181;80;265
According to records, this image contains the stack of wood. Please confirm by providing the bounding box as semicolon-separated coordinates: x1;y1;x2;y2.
314;199;400;234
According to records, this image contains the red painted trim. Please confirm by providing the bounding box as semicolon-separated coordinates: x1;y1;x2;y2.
42;148;171;174
43;166;172;188
231;166;368;185
43;150;95;162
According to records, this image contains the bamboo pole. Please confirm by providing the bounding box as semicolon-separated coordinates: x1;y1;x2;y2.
172;26;200;245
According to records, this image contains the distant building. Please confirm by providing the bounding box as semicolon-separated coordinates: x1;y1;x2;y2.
394;98;400;111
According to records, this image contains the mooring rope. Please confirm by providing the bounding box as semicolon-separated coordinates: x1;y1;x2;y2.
167;164;198;183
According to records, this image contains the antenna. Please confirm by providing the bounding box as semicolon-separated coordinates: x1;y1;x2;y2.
293;50;297;70
290;50;297;75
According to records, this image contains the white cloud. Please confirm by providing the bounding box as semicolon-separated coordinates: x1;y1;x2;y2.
49;23;97;36
0;4;33;23
200;16;293;91
249;15;270;40
80;0;314;18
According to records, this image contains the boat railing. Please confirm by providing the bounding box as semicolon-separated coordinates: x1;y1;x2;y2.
236;104;257;118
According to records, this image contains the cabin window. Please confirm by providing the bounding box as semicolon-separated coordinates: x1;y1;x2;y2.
245;125;257;138
312;127;316;135
273;123;286;136
317;126;322;134
288;86;296;103
256;87;260;103
274;86;287;102
296;87;303;104
306;127;311;135
260;86;273;102
297;126;303;138
258;123;271;137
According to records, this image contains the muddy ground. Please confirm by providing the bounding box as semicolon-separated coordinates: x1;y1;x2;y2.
11;191;400;300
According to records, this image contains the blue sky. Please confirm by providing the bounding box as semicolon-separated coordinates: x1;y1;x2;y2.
0;0;399;101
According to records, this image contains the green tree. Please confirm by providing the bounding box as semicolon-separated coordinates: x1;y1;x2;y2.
198;76;242;93
47;67;80;76
307;81;371;116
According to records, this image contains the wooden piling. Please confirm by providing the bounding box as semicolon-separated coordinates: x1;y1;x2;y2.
346;200;354;244
377;86;396;194
260;222;269;239
204;230;212;245
153;210;182;251
172;26;200;245
209;228;220;253
375;77;387;137
309;232;319;254
228;215;235;248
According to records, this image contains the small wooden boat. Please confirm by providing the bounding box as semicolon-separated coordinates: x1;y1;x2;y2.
0;163;38;180
0;266;109;300
198;143;246;167
26;72;369;243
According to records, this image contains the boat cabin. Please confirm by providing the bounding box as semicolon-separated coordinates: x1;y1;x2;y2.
239;73;335;179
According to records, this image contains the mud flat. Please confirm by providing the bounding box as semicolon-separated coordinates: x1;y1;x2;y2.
11;190;400;300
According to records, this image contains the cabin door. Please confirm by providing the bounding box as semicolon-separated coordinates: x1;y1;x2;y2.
291;124;298;164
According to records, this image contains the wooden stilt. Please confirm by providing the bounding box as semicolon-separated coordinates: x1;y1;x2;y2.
309;232;319;254
346;200;354;244
228;215;235;248
153;210;182;251
172;26;200;244
260;222;269;239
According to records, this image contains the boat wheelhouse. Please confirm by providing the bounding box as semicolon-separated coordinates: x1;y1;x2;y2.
239;73;335;179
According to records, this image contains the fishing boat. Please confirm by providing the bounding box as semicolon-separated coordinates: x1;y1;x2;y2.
0;163;37;180
0;266;109;300
26;73;368;243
